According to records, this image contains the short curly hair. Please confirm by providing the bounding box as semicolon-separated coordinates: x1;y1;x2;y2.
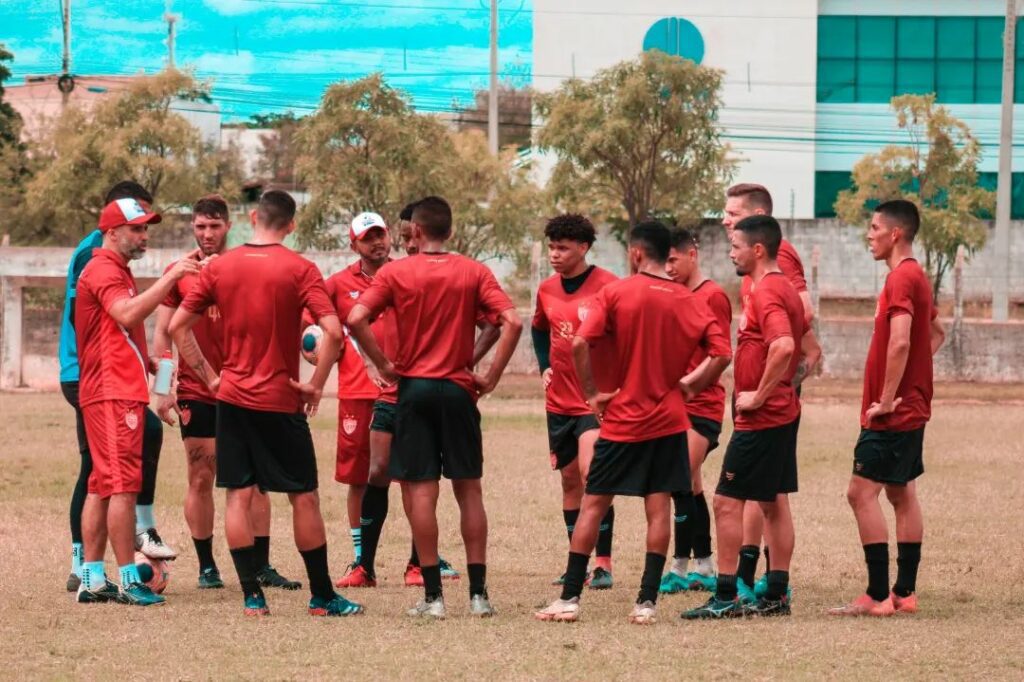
544;213;596;246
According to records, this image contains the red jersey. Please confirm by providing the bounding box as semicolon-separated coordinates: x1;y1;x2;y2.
577;273;732;443
686;279;733;423
74;248;151;407
861;258;937;431
358;252;514;397
181;243;336;414
162;264;224;403
532;267;619;416
326;261;399;403
733;272;807;431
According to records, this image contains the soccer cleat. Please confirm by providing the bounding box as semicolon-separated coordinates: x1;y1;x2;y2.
741;595;792;617
552;570;591;586
335;564;376;588
197;567;225;589
891;592;918;614
659;571;690;594
309;592;364;617
680;595;742;620
737;579;758;605
244;591;270;616
117;581;166;606
629;600;657;625
404;563;424;587
589;567;613;590
257;565;302;590
469;593;497;617
828;593;895;617
439;558;461;580
753;574;769;598
534;596;580;622
685;572;717;592
66;572;81;593
135;528;177;561
407;597;446;619
76;579;120;604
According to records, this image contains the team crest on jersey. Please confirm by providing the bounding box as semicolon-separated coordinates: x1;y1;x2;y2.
349;290;359;299
125;410;139;431
577;302;590;322
180;406;192;426
342;414;358;435
207;305;221;322
725;471;735;481
556;320;574;340
128;288;136;297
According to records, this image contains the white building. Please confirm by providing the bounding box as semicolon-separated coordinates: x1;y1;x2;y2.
532;0;1024;219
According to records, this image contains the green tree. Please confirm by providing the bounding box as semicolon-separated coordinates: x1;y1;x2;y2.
250;112;302;187
15;70;241;244
453;84;533;151
835;94;995;297
535;50;733;237
295;74;449;249
0;43;21;146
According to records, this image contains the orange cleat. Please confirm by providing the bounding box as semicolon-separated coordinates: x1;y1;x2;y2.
335;564;377;588
827;593;895;617
891;592;918;614
404;563;424;587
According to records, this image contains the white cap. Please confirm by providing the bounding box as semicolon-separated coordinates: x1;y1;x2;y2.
350;212;387;241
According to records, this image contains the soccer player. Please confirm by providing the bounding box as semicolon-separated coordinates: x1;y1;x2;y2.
348;196;523;619
683;215;807;619
535;221;731;624
660;227;733;594
722;183;821;598
153;194;299;591
829;200;943;617
169;190;361;617
74;196;201;605
531;214;619;589
60;181;174;593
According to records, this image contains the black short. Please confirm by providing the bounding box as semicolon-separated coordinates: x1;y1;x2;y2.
547;412;600;469
689;416;722;455
853;427;925;486
716;419;799;502
586;432;690;497
370;400;397;434
389;378;482;481
178;399;216;439
215;400;318;493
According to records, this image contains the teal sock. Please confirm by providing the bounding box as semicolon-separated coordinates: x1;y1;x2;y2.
119;563;142;589
82;561;106;590
350;527;362;563
135;505;156;533
72;542;84;577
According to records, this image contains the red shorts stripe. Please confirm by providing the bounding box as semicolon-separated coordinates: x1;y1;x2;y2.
82;400;145;498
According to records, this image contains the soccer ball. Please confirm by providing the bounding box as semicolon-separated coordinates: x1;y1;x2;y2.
301;324;324;365
134;551;170;594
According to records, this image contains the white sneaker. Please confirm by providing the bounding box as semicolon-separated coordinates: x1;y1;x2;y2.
469;593;496;617
692;556;716;576
135;528;177;560
534;596;580;622
628;600;657;625
407;597;446;619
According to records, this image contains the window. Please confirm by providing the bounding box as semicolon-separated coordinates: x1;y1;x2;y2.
817;16;1024;104
642;17;705;64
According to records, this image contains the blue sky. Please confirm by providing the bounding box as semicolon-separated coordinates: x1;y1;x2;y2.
0;0;532;120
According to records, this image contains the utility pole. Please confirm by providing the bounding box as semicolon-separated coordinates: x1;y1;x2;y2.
60;0;72;108
164;0;179;70
488;0;499;155
993;0;1017;321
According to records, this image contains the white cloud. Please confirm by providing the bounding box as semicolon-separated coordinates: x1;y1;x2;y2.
201;0;261;16
191;50;257;76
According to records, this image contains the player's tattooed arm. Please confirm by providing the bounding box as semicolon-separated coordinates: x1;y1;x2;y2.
168;308;218;392
348;303;397;383
795;328;823;385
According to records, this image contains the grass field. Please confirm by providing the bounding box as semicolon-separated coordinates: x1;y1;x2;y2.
2;377;1023;680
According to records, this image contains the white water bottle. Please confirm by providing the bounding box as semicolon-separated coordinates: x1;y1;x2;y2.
154;351;175;396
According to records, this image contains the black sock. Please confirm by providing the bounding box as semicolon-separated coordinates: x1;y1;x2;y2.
358;484;389;577
467;563;487;598
863;543;890;601
422;564;442;601
299;543;334;601
229;545;260;594
764;546;771;572
765;570;789;600
716;573;738;601
562;508;580;543
193;536;216;571
253;535;270;569
692;493;712;559
409;541;420;567
595;505;614;558
560;552;590;601
637;552;666;604
893;542;921;597
737;545;760;587
672;492;695;559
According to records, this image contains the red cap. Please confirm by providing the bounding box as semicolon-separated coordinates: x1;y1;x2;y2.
98;198;162;232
